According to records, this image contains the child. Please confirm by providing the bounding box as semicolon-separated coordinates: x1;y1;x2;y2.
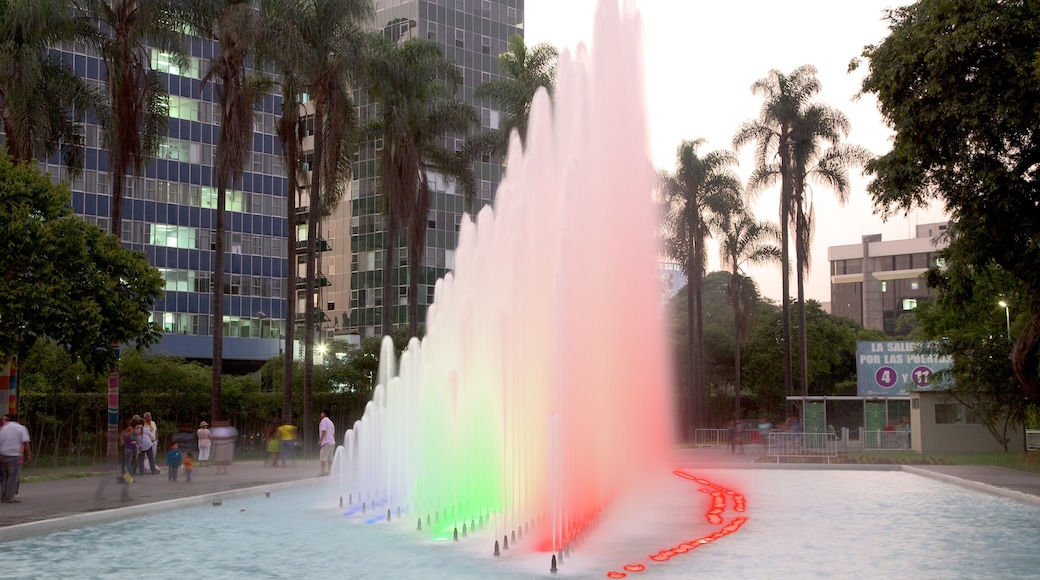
166;443;183;482
183;451;194;483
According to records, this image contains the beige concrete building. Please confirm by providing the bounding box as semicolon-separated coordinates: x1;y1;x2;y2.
829;222;948;335
910;391;1025;453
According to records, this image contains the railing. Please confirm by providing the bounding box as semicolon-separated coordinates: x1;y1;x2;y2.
766;432;839;462
861;429;910;450
694;429;728;447
1027;430;1040;450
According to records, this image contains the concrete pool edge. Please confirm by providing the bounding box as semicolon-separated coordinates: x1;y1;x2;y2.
902;465;1040;507
0;477;320;542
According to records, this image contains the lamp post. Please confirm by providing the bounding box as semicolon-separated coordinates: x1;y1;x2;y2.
998;300;1011;343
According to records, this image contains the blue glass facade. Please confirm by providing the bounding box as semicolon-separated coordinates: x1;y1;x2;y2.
45;36;289;364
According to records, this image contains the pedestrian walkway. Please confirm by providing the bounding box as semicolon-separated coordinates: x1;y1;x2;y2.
0;459;322;539
4;449;1040;543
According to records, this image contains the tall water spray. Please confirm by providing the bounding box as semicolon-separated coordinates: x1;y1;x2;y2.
334;0;673;552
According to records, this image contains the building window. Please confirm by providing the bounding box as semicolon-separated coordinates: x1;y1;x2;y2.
910;281;920;290
935;403;960;424
455;29;464;48
902;298;918;310
881;281;887;293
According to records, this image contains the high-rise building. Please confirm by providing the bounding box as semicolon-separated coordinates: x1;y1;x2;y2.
828;222;948;335
47;34;289;371
330;0;524;338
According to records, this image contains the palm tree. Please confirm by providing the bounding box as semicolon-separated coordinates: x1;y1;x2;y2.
788;108;871;399
743;96;871;400
83;0;185;240
180;0;262;422
260;0;371;448
473;33;557;155
660;139;741;435
715;203;781;419
733;65;821;417
0;0;92;172
363;34;477;339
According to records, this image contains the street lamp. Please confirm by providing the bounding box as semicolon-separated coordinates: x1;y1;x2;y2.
998;300;1011;343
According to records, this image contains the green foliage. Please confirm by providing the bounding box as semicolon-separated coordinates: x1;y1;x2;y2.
0;152;162;372
914;259;1029;450
861;0;1040;402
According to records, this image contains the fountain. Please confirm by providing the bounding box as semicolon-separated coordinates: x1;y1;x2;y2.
332;0;674;554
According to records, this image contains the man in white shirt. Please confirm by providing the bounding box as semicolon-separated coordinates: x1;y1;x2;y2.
0;413;31;503
318;410;335;477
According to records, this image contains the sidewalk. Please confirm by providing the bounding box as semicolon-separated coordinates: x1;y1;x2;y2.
0;458;323;535
3;448;1039;543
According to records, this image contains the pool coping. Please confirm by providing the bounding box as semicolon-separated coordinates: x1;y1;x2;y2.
0;477;321;543
902;465;1040;508
3;463;1036;542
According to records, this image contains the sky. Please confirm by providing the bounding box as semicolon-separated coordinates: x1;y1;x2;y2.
522;0;948;304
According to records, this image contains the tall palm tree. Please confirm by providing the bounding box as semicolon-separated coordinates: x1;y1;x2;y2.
715;203;781;419
0;0;91;172
790;109;871;399
473;33;557;155
733;65;821;417
83;0;185;240
661;139;741;434
745;100;871;400
180;0;262;422
363;34;477;339
261;0;370;448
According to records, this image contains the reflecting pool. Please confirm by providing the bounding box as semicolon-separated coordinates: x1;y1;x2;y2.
5;469;1039;579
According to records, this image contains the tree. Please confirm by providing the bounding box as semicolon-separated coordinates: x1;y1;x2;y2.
860;0;1040;403
660;139;741;435
733;65;822;416
745;96;871;402
83;0;185;239
714;203;781;419
0;152;163;373
915;252;1029;450
363;34;477;338
180;0;262;422
473;33;558;155
0;0;91;172
260;0;371;448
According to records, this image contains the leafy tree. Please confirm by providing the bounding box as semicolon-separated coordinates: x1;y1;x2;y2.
714;202;781;418
660;139;740;434
914;252;1029;450
82;0;185;238
362;34;477;338
473;33;558;155
0;0;92;172
180;0;263;421
859;0;1040;402
0;152;163;372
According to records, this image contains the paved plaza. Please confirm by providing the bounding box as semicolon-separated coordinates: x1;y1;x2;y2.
2;448;1039;542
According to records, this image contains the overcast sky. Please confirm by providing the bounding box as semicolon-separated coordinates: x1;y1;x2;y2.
521;0;948;303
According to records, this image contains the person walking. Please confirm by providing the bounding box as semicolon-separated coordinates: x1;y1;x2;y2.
196;421;211;466
318;410;335;477
0;413;31;503
277;422;298;466
138;420;158;475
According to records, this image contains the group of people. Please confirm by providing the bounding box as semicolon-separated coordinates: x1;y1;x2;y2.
120;411;163;479
263;410;337;478
0;413;32;503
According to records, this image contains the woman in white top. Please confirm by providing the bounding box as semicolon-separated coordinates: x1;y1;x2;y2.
197;421;212;465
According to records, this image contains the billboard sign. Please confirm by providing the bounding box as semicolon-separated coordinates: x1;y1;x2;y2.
856;341;953;397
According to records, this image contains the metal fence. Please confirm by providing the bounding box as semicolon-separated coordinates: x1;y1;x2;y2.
693;429;729;447
861;429;910;450
766;432;839;462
